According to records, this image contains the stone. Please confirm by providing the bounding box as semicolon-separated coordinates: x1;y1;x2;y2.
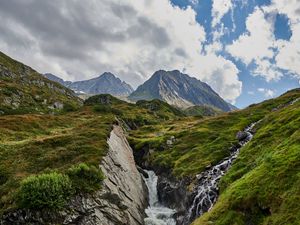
236;131;248;141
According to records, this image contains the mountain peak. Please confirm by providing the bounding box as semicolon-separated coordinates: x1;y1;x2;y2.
99;72;116;79
129;70;233;111
44;72;133;96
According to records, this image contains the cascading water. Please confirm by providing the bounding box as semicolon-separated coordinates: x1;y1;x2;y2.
143;170;177;225
184;122;258;224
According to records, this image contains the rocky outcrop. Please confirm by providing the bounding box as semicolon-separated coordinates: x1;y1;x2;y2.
63;125;148;225
1;125;147;225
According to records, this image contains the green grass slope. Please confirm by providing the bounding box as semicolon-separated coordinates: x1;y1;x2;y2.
193;92;300;225
184;105;223;117
0;51;81;115
130;89;300;177
0;92;184;214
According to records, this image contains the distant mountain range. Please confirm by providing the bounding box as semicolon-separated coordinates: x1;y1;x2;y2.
44;72;134;96
129;70;235;111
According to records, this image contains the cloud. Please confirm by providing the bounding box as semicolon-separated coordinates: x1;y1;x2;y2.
226;1;300;83
211;0;233;27
189;0;199;5
269;0;300;80
258;88;275;97
226;7;276;66
0;0;242;103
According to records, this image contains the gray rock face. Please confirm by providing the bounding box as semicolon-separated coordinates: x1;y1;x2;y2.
0;126;147;225
44;73;134;96
62;125;148;225
129;70;235;111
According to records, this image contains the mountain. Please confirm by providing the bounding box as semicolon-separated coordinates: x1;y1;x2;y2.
0;51;81;115
44;72;134;96
128;70;234;111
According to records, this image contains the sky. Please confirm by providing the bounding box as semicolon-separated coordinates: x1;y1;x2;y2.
0;0;299;108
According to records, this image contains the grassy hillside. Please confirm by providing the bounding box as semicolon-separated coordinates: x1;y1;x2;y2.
0;51;81;115
193;92;300;225
184;105;223;117
129;89;300;177
0;108;113;213
0;92;183;214
129;89;300;224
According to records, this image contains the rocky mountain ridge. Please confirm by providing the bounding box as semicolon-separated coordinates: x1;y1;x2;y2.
129;70;235;111
44;72;134;96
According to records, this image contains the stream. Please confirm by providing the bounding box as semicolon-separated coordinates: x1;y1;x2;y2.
142;123;257;225
143;170;177;225
184;122;257;224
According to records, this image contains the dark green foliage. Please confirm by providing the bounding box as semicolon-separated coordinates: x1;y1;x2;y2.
93;105;123;115
84;94;124;106
18;172;73;209
63;103;79;112
184;105;222;117
67;163;104;193
136;99;185;117
0;167;9;186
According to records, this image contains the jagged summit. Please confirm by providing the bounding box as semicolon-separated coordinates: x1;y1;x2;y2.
129;70;234;111
44;72;134;96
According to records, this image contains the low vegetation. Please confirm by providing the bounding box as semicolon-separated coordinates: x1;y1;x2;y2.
0;108;113;213
193;93;300;225
18;172;73;209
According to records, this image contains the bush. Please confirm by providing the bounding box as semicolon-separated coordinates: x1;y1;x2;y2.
63;103;79;112
67;163;104;193
93;105;111;113
18;172;73;209
93;105;123;116
0;167;9;185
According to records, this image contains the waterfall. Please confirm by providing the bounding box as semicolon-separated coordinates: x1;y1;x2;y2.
143;170;177;225
184;122;257;224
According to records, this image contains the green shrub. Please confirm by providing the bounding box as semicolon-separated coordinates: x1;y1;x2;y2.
93;105;111;113
67;163;104;193
0;167;9;185
63;103;79;112
93;105;123;116
18;172;73;209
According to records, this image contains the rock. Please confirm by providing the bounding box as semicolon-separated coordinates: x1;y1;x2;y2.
157;174;191;224
166;136;176;146
236;131;248;141
53;102;64;109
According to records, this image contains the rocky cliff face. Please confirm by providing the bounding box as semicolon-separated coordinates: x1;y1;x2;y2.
1;125;147;225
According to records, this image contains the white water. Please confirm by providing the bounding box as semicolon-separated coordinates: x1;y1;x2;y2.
185;123;257;224
143;170;177;225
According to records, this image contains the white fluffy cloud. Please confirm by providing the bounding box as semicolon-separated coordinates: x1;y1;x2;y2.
258;88;275;97
226;0;300;83
0;0;242;103
211;0;233;27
